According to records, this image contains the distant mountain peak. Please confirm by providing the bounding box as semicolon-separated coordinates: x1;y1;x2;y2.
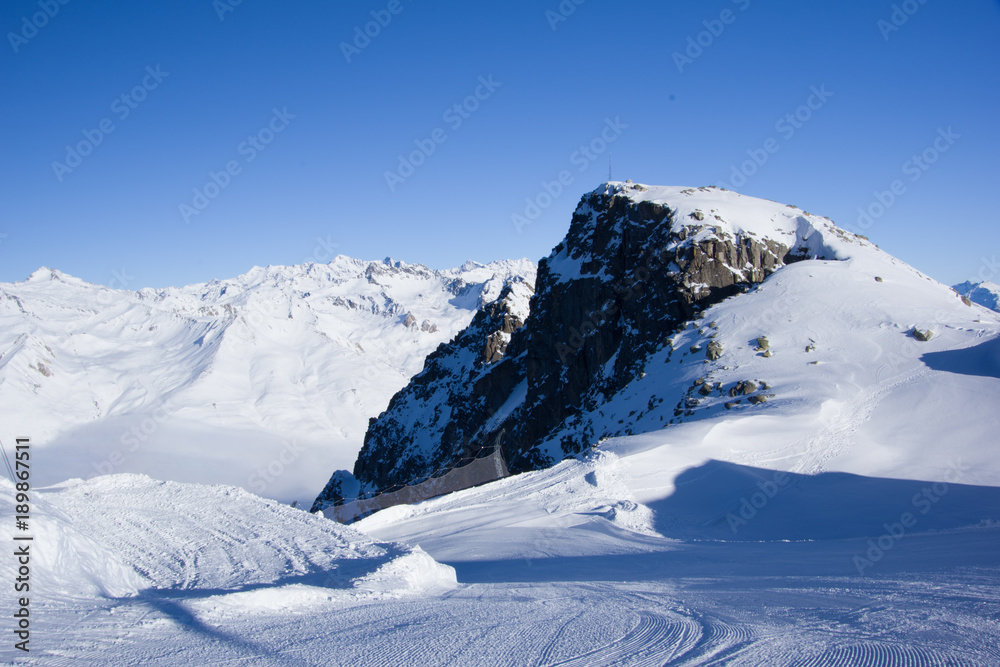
0;253;536;502
954;281;1000;312
26;266;63;282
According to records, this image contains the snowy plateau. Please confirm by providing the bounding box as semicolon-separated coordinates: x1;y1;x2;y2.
2;183;1000;666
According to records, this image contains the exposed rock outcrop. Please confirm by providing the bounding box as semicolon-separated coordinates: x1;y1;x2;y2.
313;183;847;509
315;277;534;500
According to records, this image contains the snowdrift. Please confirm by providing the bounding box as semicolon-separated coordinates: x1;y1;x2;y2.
0;475;456;601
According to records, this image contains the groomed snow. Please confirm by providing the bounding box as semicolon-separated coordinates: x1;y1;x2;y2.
0;475;455;601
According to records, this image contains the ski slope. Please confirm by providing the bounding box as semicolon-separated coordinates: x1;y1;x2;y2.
3;185;998;665
7;452;998;666
6;249;1000;664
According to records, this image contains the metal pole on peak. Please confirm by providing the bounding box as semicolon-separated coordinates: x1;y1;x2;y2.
0;438;15;484
609;152;613;182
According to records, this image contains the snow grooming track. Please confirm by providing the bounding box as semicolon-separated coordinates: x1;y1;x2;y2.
27;600;153;667
660;612;757;666
622;591;758;667
532;609;592;667
795;641;982;666
543;610;701;667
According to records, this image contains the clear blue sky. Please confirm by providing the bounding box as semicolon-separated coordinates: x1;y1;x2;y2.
2;0;998;289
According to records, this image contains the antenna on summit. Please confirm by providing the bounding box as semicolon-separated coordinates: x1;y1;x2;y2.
609;152;613;182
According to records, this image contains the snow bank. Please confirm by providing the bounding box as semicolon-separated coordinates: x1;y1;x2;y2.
0;475;455;600
0;479;143;599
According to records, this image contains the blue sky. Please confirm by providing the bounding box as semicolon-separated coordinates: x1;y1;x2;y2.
2;0;998;289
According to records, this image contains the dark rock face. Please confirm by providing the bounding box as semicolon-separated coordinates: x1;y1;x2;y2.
338;278;533;497
313;184;825;509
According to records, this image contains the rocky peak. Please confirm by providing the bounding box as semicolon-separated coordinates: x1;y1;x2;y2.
313;183;860;509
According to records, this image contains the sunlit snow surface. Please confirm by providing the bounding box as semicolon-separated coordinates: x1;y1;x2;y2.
0;257;535;504
3;186;1000;665
5;456;998;666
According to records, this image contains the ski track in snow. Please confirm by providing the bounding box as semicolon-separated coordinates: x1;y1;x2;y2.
736;366;934;477
17;576;1000;666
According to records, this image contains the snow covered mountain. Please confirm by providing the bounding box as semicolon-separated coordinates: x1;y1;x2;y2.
317;182;1000;507
954;280;1000;312
0;257;535;503
6;184;1000;665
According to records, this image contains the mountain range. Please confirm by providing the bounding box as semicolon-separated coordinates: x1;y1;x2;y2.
5;183;1000;665
0;257;534;503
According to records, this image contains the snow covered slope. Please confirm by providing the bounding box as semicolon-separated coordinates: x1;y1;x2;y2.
326;186;1000;663
954;280;1000;312
323;182;1000;507
345;433;1000;665
0;257;534;503
5;183;999;666
0;475;455;602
